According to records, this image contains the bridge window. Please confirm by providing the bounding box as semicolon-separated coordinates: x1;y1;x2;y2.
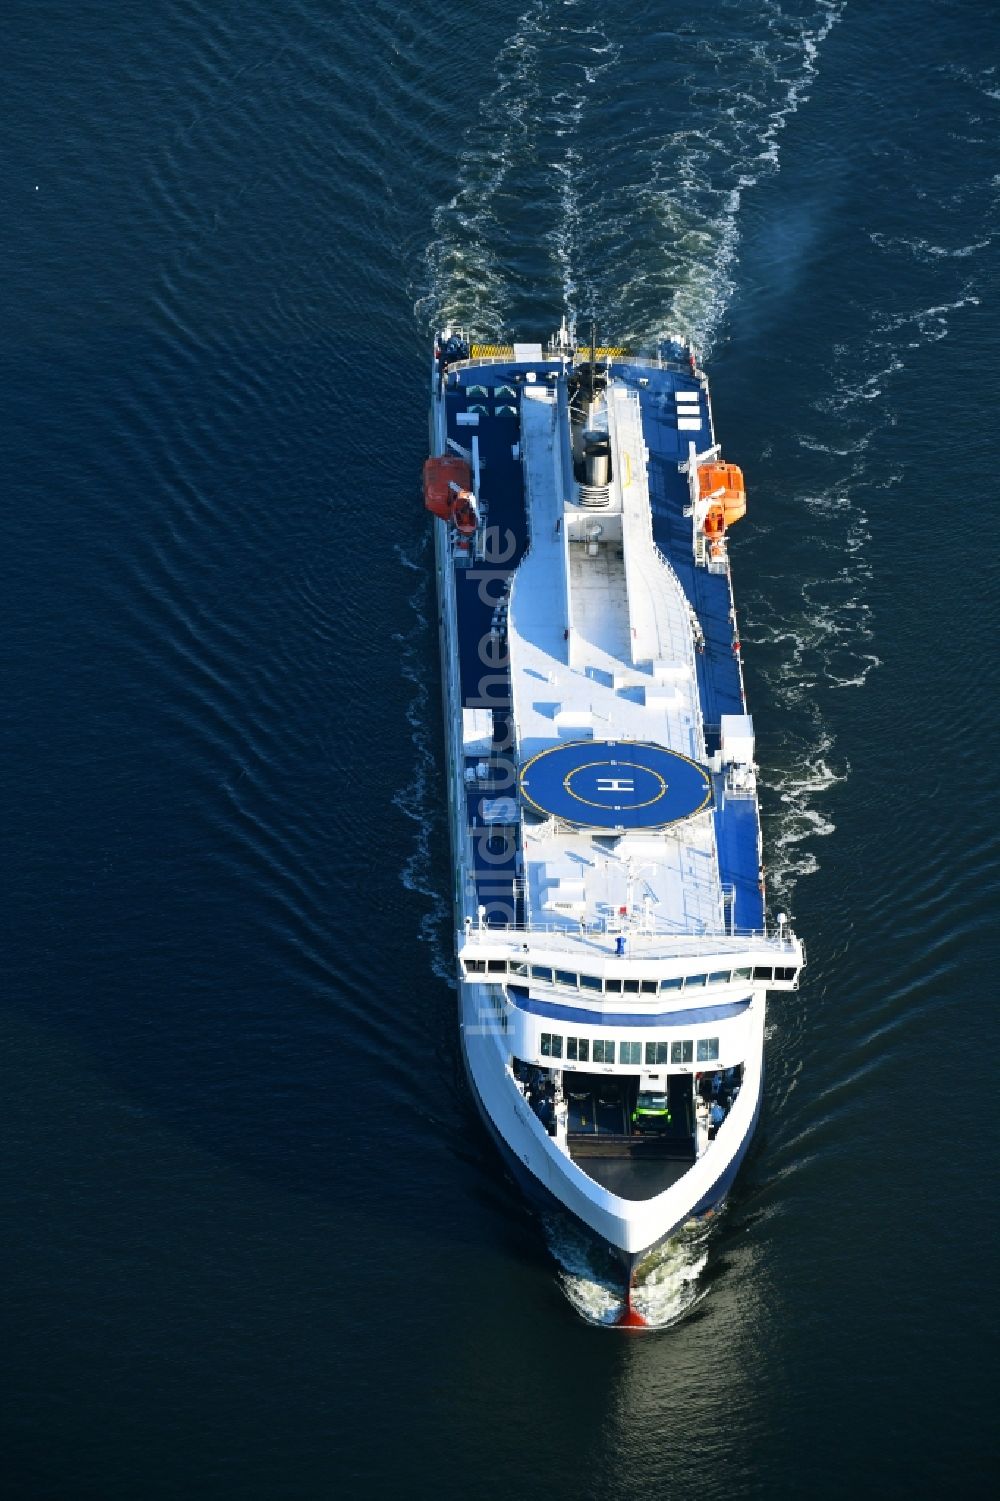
555;969;577;988
592;1039;615;1064
685;974;707;990
531;965;553;982
620;1041;641;1065
509;960;528;978
580;974;602;992
697;1038;720;1062
623;979;641;995
659;977;683;993
753;966;773;981
567;1037;590;1063
605;978;622;994
645;1042;669;1065
733;967;752;981
709;970;730;985
465;960;486;974
487;960;507;974
775;967;797;982
671;1039;694;1064
640;980;657;995
540;1033;563;1059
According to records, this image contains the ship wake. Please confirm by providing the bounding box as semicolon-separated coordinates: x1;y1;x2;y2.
418;0;845;354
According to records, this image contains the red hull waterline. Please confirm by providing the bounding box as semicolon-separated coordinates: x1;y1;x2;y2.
616;1284;648;1329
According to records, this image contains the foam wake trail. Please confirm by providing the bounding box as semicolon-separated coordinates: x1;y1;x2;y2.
748;293;990;903
391;538;456;986
419;0;844;351
566;0;844;351
418;1;623;334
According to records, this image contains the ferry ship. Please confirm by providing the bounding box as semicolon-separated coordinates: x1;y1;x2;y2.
424;323;803;1326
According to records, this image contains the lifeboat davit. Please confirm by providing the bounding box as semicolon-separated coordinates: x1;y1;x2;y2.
698;461;746;528
451;489;478;537
704;503;726;540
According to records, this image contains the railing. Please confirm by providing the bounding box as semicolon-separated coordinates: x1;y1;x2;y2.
652;542;706;647
459;917;801;960
725;765;757;800
721;882;736;934
462;918;794;943
446;355;520;372
443;350;692;378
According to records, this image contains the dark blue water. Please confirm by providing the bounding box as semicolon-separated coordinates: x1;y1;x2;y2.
3;0;997;1494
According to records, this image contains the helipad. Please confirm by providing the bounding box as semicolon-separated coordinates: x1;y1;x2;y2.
518;739;713;831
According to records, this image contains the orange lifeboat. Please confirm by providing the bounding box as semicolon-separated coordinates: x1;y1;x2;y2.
698;461;746;528
423;455;472;520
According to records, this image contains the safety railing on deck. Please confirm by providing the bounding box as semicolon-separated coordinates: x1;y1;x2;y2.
459;913;800;959
462;918;793;943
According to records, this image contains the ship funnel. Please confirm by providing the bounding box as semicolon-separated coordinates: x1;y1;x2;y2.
583;431;610;488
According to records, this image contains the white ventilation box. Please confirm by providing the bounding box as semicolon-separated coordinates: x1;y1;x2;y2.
462;706;494;756
539;862;586;912
542;882;586;914
652;660;690;683
554;709;594;738
721;713;755;766
643;686;678;708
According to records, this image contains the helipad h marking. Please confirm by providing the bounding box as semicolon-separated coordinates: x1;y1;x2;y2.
563;759;667;812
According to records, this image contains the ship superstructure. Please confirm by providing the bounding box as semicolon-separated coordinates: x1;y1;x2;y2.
425;324;803;1324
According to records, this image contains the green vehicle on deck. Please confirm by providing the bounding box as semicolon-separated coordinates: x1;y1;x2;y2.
632;1089;673;1135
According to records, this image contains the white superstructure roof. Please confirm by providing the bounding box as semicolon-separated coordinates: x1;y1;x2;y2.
507;380;725;939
